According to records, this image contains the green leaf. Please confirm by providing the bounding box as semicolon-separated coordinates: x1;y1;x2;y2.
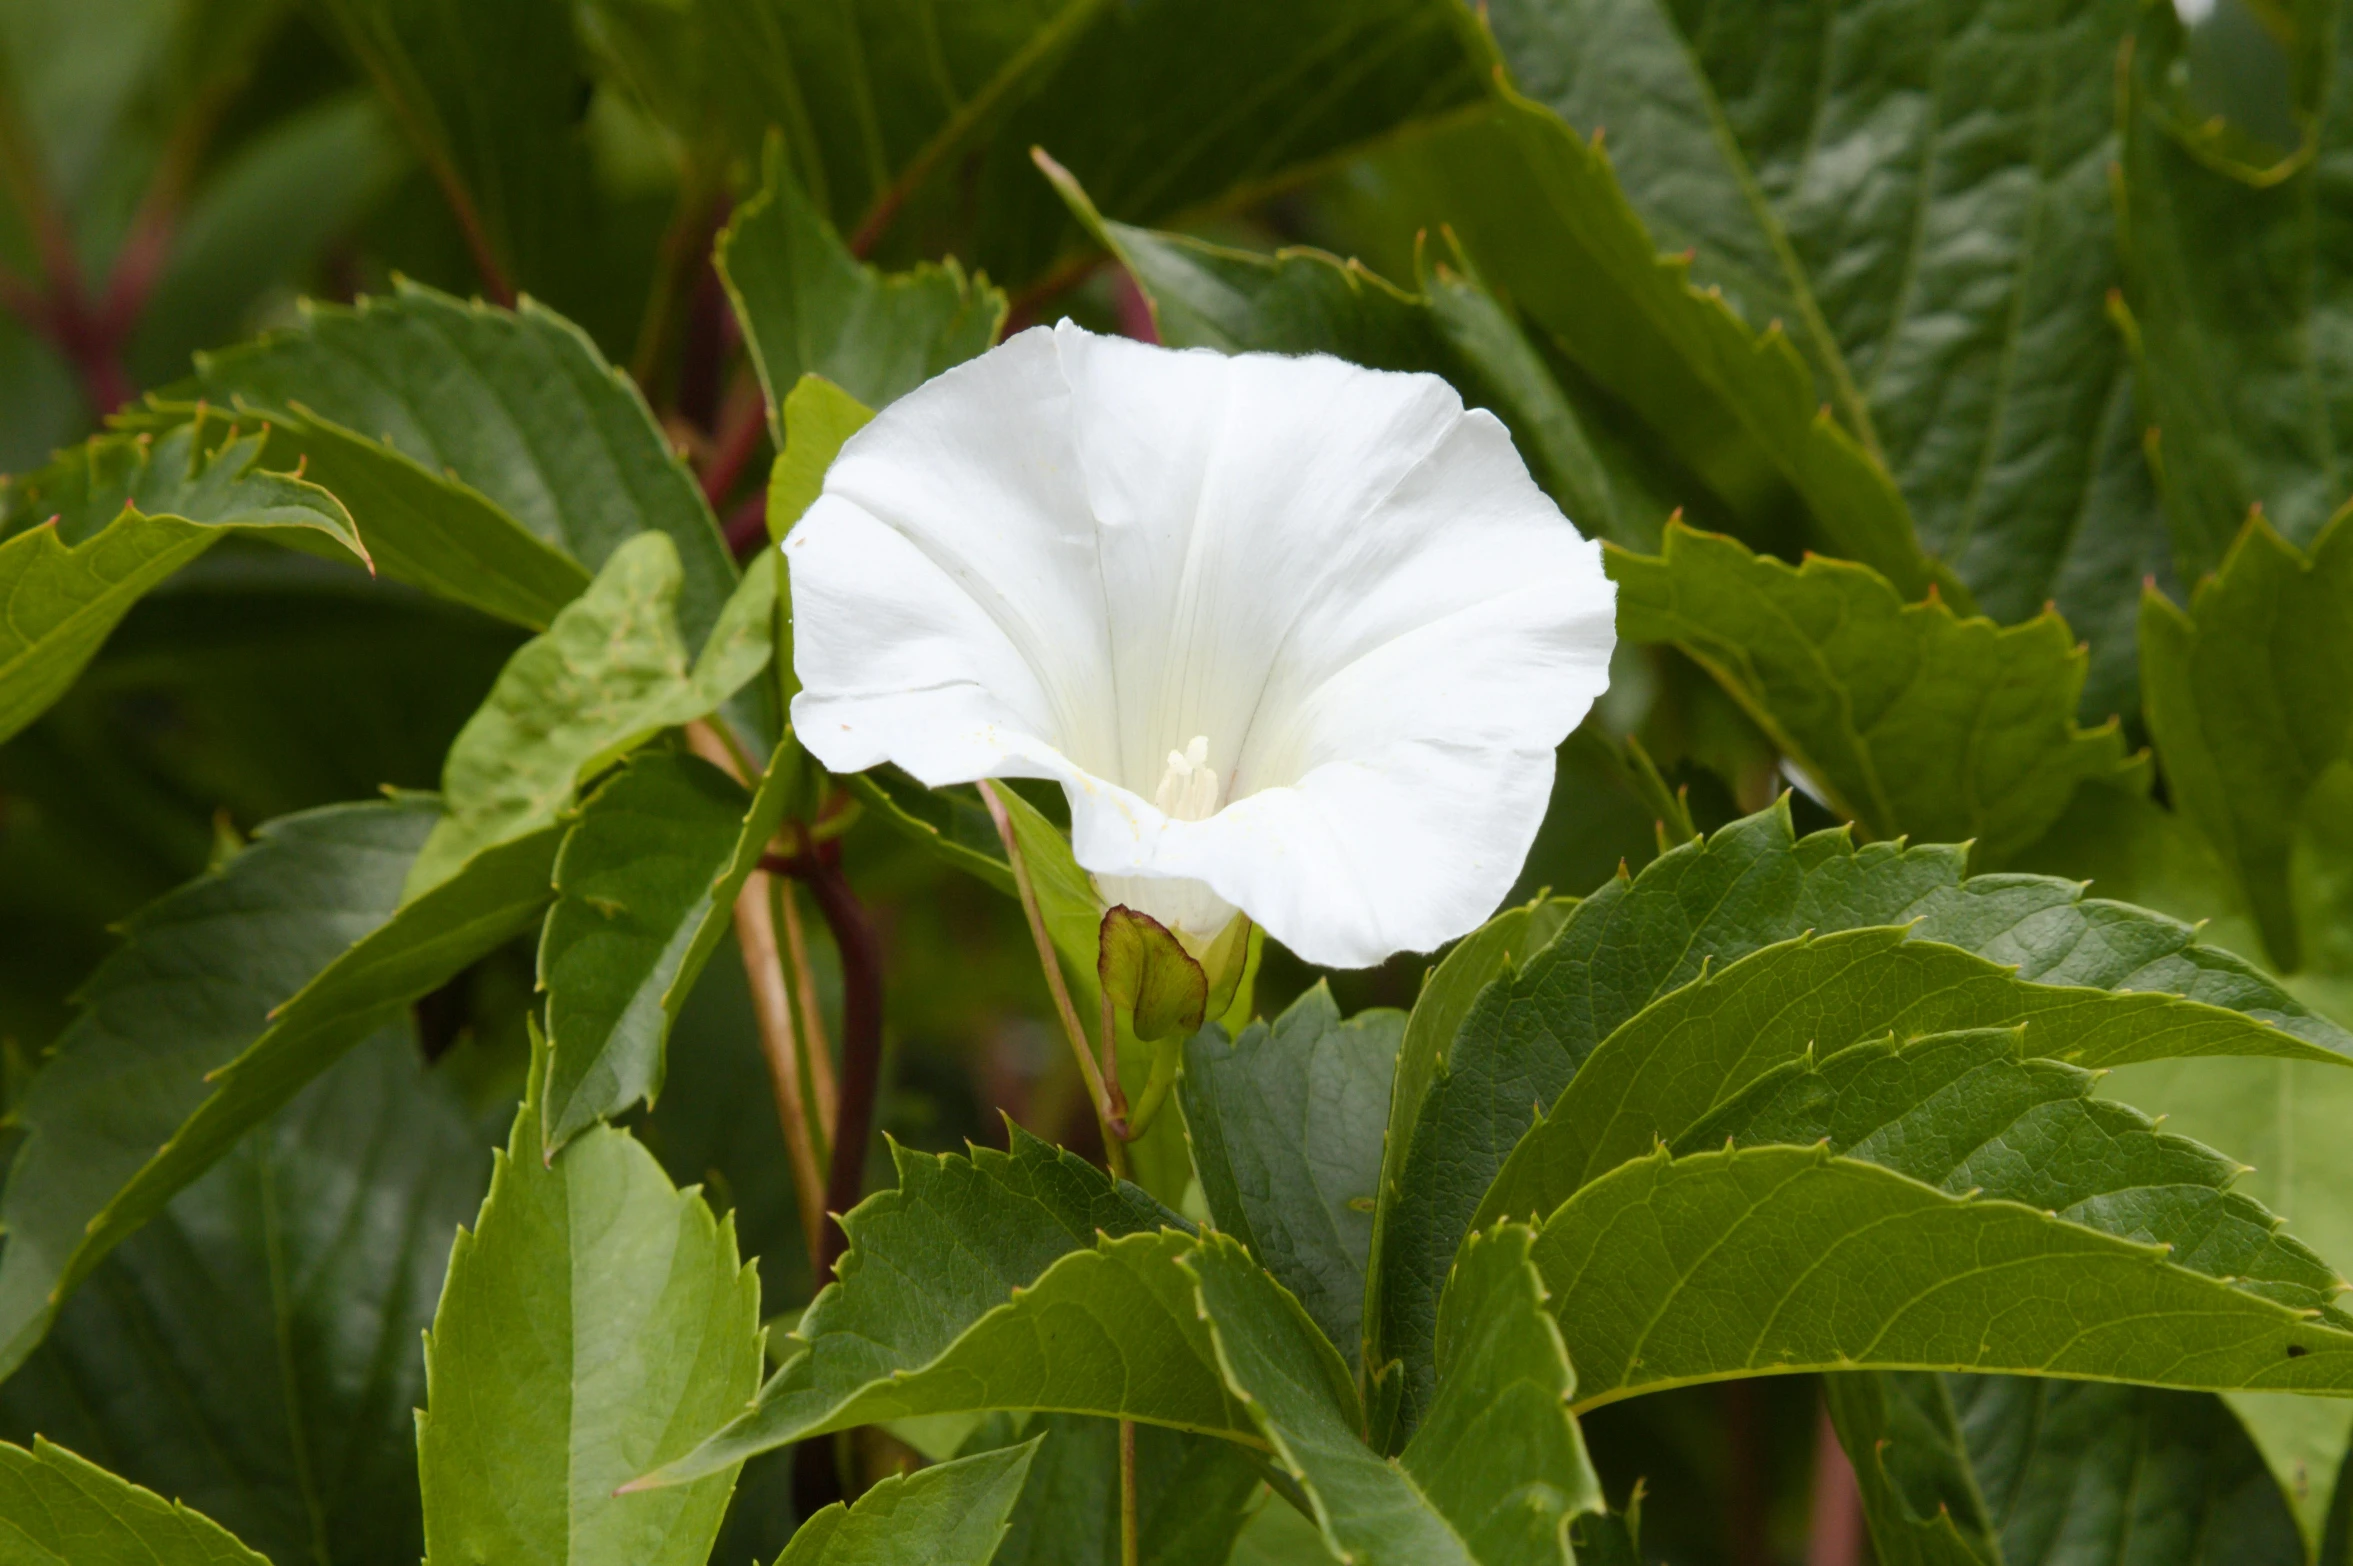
174;280;737;639
1535;1143;2353;1407
1382;74;1950;601
1476;927;2353;1239
1186;1224;1600;1564
844;767;1015;896
1479;0;2162;649
639;1130;1240;1486
2139;514;2353;972
1042;157;1672;550
416;1029;762;1566
0;1437;269;1565
961;1414;1264;1566
773;1442;1039;1566
405;533;774;898
764;376;879;549
0;1029;490;1566
0;422;366;746
1822;1373;1999;1566
718;142;1005;431
539;743;798;1153
706;0;1481;286
1610;524;2136;863
1182;985;1403;1374
1371;800;2343;1432
2115;0;2351;578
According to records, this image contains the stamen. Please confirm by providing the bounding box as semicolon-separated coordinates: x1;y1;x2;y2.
1152;734;1222;821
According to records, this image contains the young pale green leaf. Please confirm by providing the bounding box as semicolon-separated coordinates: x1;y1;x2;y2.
405;532;774;898
0;797;547;1382
0;422;365;745
1187;1224;1599;1565
719;142;1004;433
1384;74;1949;601
2115;0;2350;578
1535;1144;2353;1408
638;1131;1239;1487
960;1413;1265;1566
539;743;798;1154
1822;1373;1999;1566
1476;927;2353;1236
0;1030;489;1565
1182;985;1403;1373
2139;514;2353;972
417;1031;761;1566
1480;0;2163;681
765;375;879;549
1041;154;1671;551
0;1437;269;1566
773;1442;1039;1565
1611;525;2135;862
179;279;737;639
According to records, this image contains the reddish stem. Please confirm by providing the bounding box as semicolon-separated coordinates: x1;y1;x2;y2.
701;391;768;510
723;490;770;560
1806;1397;1866;1566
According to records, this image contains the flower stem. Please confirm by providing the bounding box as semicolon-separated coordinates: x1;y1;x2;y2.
976;780;1128;1176
777;878;839;1140
733;866;829;1265
1120;1418;1140;1566
793;838;884;1278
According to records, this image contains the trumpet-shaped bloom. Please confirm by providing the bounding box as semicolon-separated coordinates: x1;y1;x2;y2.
784;322;1616;969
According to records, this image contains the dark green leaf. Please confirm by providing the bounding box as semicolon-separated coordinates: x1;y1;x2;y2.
641;1130;1235;1487
0;422;365;746
1182;985;1402;1373
405;534;774;897
417;1029;762;1566
963;1414;1264;1566
1822;1372;1999;1566
718;144;1004;430
1534;1143;2353;1407
773;1441;1039;1566
0;1437;268;1565
843;768;1015;896
0;1029;490;1566
1610;524;2137;863
539;743;798;1153
0;797;552;1382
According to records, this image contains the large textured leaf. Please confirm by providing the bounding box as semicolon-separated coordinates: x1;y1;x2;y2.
0;1437;268;1566
1181;986;1402;1374
0;1030;490;1566
171;281;735;638
1611;524;2136;862
705;0;1481;284
539;744;797;1153
2115;0;2353;578
718;144;1005;430
1480;0;2163;657
0;797;547;1382
404;533;774;898
774;1442;1039;1566
1379;72;1948;601
416;1034;761;1566
1370;801;2347;1430
1045;160;1672;550
0;423;364;746
641;1131;1238;1486
2139;514;2353;971
1536;1144;2353;1407
1476;928;2352;1235
961;1413;1264;1566
1187;1225;1601;1564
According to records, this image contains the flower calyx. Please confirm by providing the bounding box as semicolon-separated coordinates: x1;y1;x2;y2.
1095;904;1252;1139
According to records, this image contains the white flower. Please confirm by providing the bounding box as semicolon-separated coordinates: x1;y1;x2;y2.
783;322;1616;969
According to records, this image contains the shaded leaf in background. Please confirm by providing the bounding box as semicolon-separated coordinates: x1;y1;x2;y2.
1182;985;1402;1374
718;142;1005;432
773;1442;1038;1566
1611;524;2136;863
0;1030;490;1566
0;796;550;1383
404;533;773;897
0;422;365;746
0;1437;268;1566
1479;0;2166;674
1823;1372;2000;1566
2116;0;2353;579
961;1413;1264;1566
416;1029;760;1566
538;744;795;1154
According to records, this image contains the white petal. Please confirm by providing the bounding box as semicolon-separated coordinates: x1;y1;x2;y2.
787;322;1617;969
